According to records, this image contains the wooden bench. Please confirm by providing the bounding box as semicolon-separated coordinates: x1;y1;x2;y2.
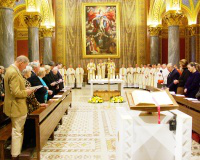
172;96;200;135
0;123;12;160
28;89;72;160
0;101;12;160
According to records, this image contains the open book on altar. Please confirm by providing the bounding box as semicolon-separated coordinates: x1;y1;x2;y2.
126;89;179;112
132;90;173;106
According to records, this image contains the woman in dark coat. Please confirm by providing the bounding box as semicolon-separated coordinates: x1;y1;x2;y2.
174;59;191;94
184;62;200;98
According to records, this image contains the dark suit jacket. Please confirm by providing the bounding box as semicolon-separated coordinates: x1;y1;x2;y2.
184;71;200;98
167;69;180;93
57;71;64;89
31;71;36;77
43;73;56;99
27;75;47;103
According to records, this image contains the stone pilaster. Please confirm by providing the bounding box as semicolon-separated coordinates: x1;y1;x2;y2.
187;25;196;62
42;28;53;64
0;0;16;67
164;10;183;65
24;13;42;61
149;26;162;64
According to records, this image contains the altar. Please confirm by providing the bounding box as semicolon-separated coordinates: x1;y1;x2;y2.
116;107;192;160
88;79;124;97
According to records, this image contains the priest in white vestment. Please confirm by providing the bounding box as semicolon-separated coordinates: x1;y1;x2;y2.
142;65;147;89
148;65;154;86
127;64;134;88
59;65;67;87
133;64;140;88
67;65;75;88
139;64;145;89
87;59;96;81
107;59;115;79
162;64;170;85
144;65;150;89
154;64;162;88
119;64;127;87
150;65;157;87
97;60;106;79
75;65;84;88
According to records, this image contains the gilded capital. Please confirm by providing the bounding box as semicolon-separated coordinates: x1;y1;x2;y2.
148;26;162;36
187;25;197;36
0;0;18;9
24;13;42;28
164;10;183;26
42;28;54;37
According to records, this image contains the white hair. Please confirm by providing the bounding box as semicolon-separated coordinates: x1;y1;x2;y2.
167;63;173;67
0;66;4;69
52;67;58;71
29;62;40;69
22;66;32;76
37;67;46;77
44;65;51;71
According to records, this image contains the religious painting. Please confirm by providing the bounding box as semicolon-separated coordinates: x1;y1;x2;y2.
82;3;120;58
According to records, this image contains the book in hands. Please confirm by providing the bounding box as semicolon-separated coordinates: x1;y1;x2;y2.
132;90;173;106
29;85;43;90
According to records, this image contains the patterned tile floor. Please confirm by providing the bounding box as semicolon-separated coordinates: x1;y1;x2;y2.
38;85;200;160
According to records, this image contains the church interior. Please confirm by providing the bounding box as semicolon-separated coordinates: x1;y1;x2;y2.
0;0;200;160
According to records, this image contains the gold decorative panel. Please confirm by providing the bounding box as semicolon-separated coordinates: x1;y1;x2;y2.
55;0;147;69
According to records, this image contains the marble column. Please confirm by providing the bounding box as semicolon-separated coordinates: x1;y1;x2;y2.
0;0;16;67
168;26;180;65
42;28;53;64
164;11;183;66
188;26;196;62
24;13;42;62
149;26;162;64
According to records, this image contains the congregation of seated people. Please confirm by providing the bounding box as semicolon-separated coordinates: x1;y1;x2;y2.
1;55;200;159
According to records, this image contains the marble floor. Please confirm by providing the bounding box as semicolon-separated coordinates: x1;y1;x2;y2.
37;85;200;160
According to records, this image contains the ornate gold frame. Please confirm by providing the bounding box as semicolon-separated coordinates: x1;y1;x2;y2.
82;2;120;59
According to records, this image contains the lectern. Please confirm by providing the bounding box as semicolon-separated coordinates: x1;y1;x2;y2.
116;90;192;160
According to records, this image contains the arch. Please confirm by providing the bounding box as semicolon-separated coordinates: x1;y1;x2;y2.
194;1;200;23
40;0;54;27
149;0;164;25
14;4;26;20
149;0;198;25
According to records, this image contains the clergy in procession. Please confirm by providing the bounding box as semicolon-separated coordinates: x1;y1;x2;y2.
107;58;115;79
66;65;75;88
87;59;96;81
97;60;106;79
142;64;148;89
139;64;144;89
154;64;163;87
133;64;141;88
127;64;134;88
147;65;154;87
150;65;157;87
75;64;84;88
161;64;169;85
119;64;127;87
59;65;67;87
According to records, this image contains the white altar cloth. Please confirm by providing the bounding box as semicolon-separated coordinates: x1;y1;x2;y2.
88;79;124;97
116;107;192;160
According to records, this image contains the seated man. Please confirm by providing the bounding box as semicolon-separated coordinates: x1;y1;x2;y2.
167;63;180;93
